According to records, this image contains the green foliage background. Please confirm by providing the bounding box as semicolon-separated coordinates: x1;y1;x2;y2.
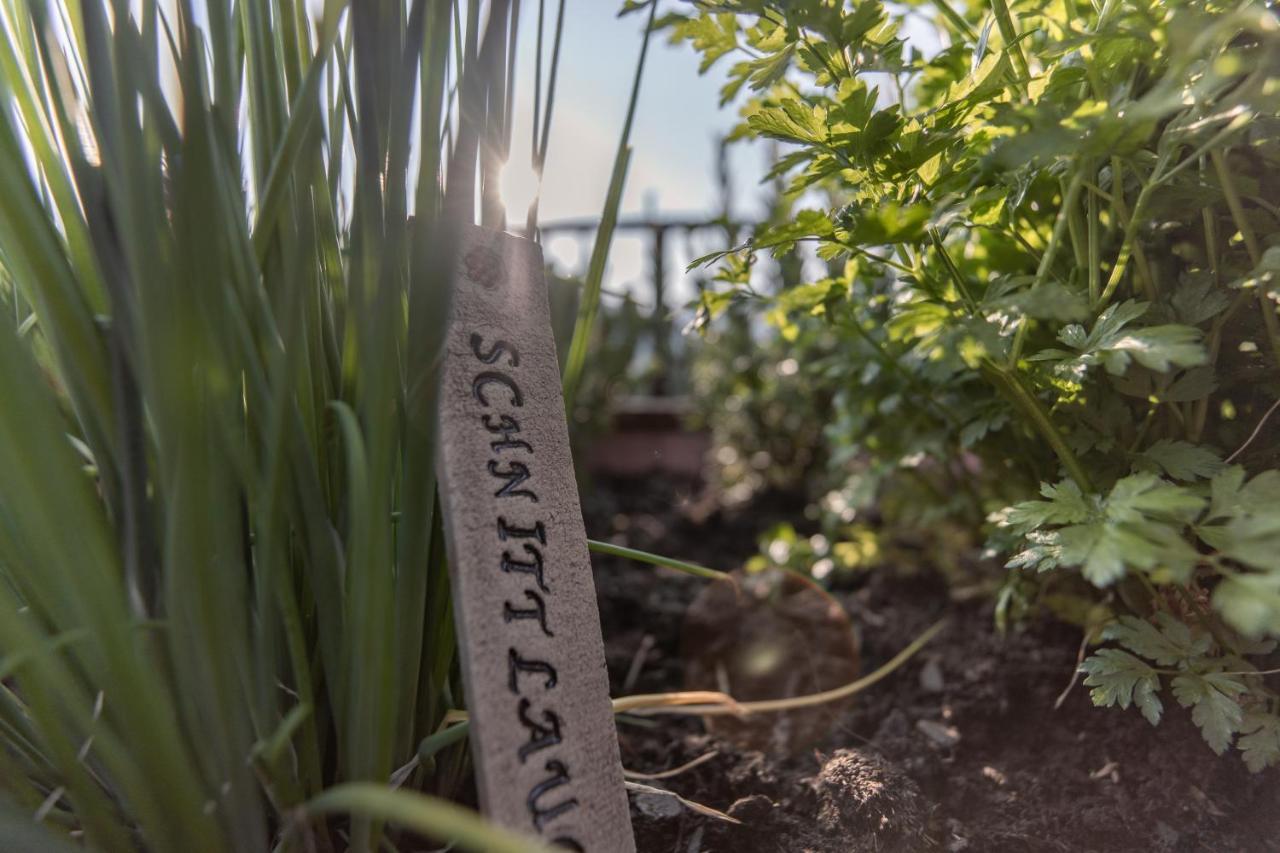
669;0;1280;771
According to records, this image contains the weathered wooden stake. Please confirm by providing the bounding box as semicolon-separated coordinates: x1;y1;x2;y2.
436;225;635;851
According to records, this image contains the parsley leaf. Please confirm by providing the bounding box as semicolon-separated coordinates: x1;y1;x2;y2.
1003;480;1091;532
1135;439;1225;482
1211;572;1280;638
1080;648;1164;725
1028;474;1203;586
1239;711;1280;773
1105;614;1212;666
1171;673;1247;755
1196;467;1280;636
1033;300;1207;378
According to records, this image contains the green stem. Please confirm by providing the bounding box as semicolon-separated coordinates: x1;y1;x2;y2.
990;0;1031;86
301;784;556;853
1066;177;1089;275
1011;170;1086;365
1191;201;1223;442
626;620;950;716
1008;321;1030;367
1211;148;1280;368
562;0;656;411
1107;161;1158;299
930;0;979;41
1095;183;1153;309
1087;165;1101;304
982;360;1093;492
1097;0;1121;27
1128;402;1160;452
929;229;977;310
415;721;470;773
1109;157;1124;240
1193;291;1252;441
845;243;916;275
587;539;727;582
1203;200;1221;288
1034;169;1085;289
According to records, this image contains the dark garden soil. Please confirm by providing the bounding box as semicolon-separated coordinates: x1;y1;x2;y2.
583;478;1280;853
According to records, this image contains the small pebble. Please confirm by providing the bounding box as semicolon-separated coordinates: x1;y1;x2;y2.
632;787;684;820
916;719;961;749
1089;760;1119;783
919;658;945;692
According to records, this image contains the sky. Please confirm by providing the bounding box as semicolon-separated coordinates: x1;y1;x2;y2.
498;2;772;307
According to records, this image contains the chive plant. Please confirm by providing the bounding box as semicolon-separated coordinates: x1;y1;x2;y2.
0;0;586;849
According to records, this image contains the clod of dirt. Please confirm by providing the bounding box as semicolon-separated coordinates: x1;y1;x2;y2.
725;793;775;822
812;749;931;851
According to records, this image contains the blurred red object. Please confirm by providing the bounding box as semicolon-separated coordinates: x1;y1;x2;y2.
586;396;709;480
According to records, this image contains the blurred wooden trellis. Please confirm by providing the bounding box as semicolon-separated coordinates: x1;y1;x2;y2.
535;215;751;480
538;214;746;396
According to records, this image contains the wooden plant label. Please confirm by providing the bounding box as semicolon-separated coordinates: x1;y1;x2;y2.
436;225;635;851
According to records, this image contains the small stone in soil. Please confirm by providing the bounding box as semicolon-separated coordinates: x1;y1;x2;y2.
1089;760;1120;782
631;786;685;820
919;657;945;692
916;718;961;749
